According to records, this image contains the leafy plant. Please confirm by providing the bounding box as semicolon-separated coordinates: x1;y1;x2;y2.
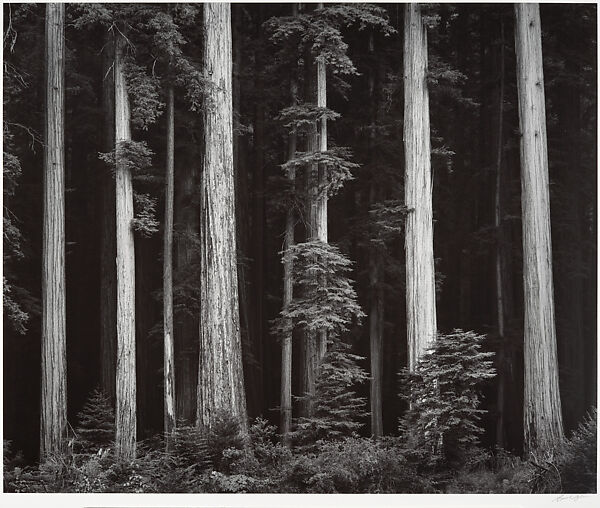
398;330;496;466
75;388;115;454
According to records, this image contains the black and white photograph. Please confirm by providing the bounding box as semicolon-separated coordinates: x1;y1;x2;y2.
2;0;598;501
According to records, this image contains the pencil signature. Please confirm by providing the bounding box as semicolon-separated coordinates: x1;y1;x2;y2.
553;494;588;502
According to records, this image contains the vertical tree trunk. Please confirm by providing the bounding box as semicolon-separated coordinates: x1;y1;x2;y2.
316;22;328;362
114;29;137;460
41;2;66;460
281;14;298;440
514;3;564;456
198;2;248;432
300;46;318;418
494;16;507;449
100;32;117;404
368;31;384;438
163;87;176;446
404;4;437;371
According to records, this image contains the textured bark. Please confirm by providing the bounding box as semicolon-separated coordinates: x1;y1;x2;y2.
100;33;117;404
368;32;384;438
494;17;507;449
514;3;564;456
316;48;328;363
280;37;298;442
114;30;137;460
40;2;67;460
197;3;248;432
300;50;318;418
163;87;176;446
403;4;437;371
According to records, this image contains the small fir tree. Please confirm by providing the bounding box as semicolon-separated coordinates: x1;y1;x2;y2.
292;341;368;447
398;330;496;465
75;388;115;454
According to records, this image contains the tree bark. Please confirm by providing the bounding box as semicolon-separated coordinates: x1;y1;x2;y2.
368;31;384;438
403;4;437;371
514;3;564;457
41;2;67;460
114;29;137;460
100;32;117;404
494;16;507;449
280;25;298;441
197;2;248;432
163;87;176;446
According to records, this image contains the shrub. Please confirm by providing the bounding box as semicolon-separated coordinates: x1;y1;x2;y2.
75;388;115;453
398;329;495;467
557;407;597;493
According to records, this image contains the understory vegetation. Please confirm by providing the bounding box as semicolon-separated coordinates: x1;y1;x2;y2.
4;409;596;494
4;339;596;494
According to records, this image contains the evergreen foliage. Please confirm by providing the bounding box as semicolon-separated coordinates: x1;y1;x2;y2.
292;341;368;447
398;330;496;465
75;389;115;454
273;240;364;338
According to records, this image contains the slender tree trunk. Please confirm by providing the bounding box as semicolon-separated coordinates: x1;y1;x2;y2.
41;2;66;460
281;17;298;440
403;4;437;370
163;87;176;447
197;2;248;432
100;32;117;404
114;29;137;460
494;17;507;449
367;31;384;438
514;3;564;457
300;47;318;418
316;25;328;363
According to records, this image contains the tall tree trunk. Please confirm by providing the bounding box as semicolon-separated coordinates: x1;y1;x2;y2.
114;29;137;460
316;17;328;362
403;4;437;371
100;32;117;404
494;16;507;449
163;87;176;446
41;2;66;460
514;3;564;456
300;45;318;418
281;10;298;440
197;2;248;432
368;31;384;438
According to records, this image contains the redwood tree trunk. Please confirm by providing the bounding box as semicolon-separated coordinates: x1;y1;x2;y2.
114;29;137;460
41;2;67;460
280;37;298;441
163;87;176;445
514;3;564;456
197;2;248;432
100;32;117;404
403;4;437;370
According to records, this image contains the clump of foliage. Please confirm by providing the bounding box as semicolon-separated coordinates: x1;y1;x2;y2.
398;330;496;467
75;388;115;454
282;437;435;493
293;341;368;447
557;407;597;493
204;411;246;472
273;240;365;338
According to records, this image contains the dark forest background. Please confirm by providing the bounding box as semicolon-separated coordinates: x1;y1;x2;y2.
3;2;597;465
